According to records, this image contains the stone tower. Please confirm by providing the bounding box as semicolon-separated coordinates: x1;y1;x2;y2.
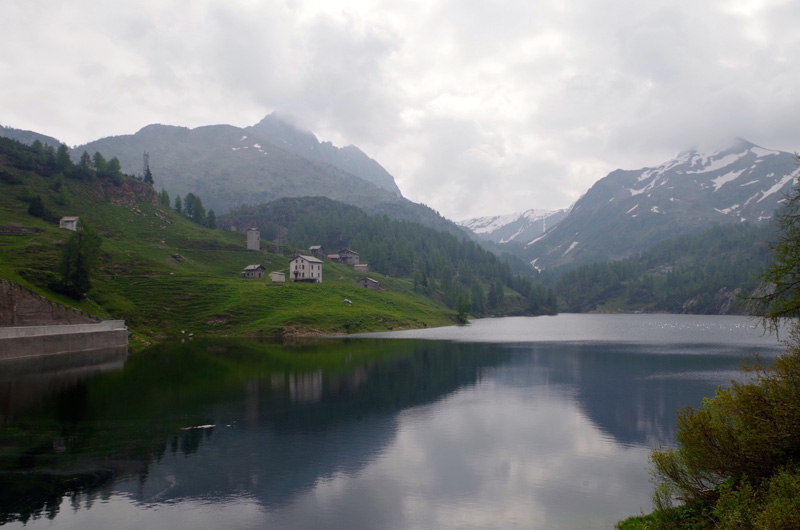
246;227;260;251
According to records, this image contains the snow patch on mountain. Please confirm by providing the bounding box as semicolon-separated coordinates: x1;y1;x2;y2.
458;208;569;244
758;174;796;202
563;241;579;256
459;209;553;234
524;138;798;270
686;152;746;174
712;169;746;191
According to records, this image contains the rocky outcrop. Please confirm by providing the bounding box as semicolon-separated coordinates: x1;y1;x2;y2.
101;178;159;207
0;279;98;327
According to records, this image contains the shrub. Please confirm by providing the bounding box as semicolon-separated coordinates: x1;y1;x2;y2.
650;341;800;528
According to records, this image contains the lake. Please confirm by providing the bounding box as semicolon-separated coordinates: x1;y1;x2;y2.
0;314;783;529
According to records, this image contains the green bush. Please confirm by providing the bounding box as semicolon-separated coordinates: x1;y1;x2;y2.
650;342;800;528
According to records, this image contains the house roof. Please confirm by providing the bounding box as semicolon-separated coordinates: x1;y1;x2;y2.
243;264;265;271
309;245;322;250
294;255;323;263
339;248;359;255
60;216;79;222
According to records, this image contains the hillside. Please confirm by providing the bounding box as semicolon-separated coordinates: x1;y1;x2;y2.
67;115;469;239
220;197;557;317
552;222;774;315
524;139;797;269
0;137;460;346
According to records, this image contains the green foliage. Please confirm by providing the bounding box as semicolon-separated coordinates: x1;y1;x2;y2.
649;343;800;528
53;221;102;300
75;151;95;180
158;188;170;206
27;194;46;218
174;194;182;213
757;173;800;328
223;197;557;316
0;140;461;341
184;192;206;225
455;293;470;323
554;223;772;314
144;165;154;185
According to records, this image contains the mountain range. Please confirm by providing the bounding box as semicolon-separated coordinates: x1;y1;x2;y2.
459;139;797;270
457;209;569;244
3;119;797;275
64;114;464;237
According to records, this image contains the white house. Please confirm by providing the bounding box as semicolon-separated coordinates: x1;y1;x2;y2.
269;271;286;283
290;255;323;283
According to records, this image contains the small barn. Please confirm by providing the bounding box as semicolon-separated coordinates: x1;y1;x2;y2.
354;263;369;274
309;245;325;259
290;255;323;283
240;264;266;279
269;271;286;283
357;277;383;291
338;248;360;266
59;216;80;231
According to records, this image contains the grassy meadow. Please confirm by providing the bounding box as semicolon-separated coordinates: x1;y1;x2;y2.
0;161;457;347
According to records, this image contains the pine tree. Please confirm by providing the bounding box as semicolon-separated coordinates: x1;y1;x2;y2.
57;222;102;300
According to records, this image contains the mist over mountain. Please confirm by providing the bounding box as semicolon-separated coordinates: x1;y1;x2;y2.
247;114;402;197
66;115;465;237
524;139;798;269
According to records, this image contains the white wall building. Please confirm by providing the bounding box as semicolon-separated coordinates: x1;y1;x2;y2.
290;255;323;283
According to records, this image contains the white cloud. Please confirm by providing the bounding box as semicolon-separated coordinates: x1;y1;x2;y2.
2;0;800;219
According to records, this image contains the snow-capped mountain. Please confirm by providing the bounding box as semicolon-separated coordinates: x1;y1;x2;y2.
457;208;569;244
526;138;799;269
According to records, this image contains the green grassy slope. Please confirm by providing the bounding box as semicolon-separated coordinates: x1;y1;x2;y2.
0;147;456;346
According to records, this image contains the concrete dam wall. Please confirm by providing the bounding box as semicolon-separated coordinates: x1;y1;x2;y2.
0;279;128;360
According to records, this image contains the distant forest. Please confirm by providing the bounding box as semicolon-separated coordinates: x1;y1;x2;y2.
551;222;774;314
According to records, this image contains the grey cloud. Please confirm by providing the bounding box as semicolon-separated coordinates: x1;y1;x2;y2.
2;0;800;218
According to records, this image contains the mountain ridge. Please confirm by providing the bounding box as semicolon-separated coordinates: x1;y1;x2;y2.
457;208;569;244
521;138;797;269
61;115;472;239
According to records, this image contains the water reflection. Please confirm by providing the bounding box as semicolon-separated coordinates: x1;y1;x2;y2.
0;320;783;530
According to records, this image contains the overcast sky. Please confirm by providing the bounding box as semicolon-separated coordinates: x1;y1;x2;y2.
2;0;799;220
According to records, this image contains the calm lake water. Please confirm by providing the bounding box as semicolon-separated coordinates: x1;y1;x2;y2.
0;314;783;530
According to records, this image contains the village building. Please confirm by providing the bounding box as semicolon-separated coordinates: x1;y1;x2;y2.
308;245;325;259
357;277;383;290
327;254;341;262
337;248;360;266
354;263;369;274
59;216;79;231
240;264;266;279
290;255;323;283
246;227;260;251
269;271;286;283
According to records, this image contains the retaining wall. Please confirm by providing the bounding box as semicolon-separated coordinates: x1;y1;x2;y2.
0;320;128;361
